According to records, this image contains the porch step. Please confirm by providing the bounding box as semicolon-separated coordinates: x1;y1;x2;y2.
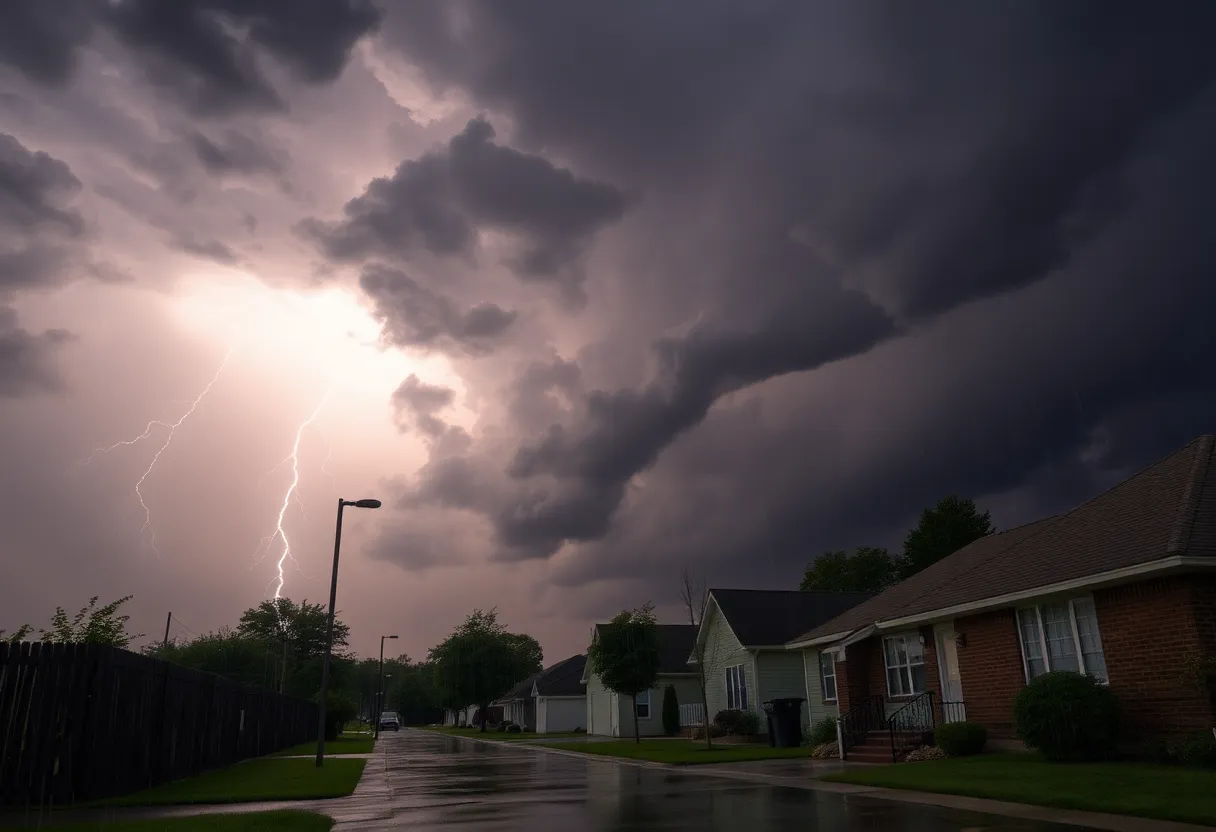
847;747;896;763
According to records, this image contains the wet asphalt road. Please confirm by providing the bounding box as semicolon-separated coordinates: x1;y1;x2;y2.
351;730;1090;831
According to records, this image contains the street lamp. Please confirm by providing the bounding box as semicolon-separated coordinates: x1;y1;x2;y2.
316;497;381;767
375;634;399;740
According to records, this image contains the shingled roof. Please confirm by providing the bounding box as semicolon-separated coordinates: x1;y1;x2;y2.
533;654;587;697
709;589;875;647
793;434;1216;645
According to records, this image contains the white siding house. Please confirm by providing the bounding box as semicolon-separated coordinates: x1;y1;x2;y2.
584;624;701;737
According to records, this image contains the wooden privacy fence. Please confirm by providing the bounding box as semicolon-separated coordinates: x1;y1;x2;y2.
0;642;318;808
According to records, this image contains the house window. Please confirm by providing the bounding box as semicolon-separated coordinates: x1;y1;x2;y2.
635;689;651;719
1016;597;1108;683
883;633;926;697
725;664;749;710
819;651;837;702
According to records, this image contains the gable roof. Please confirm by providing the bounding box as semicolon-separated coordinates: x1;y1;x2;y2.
794;434;1216;645
708;589;875;648
533;654;587;697
494;667;545;704
584;623;699;678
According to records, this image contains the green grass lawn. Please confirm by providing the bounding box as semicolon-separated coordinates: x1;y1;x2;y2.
268;736;374;757
545;739;816;765
824;753;1216;827
416;726;585;742
13;810;333;831
93;759;366;807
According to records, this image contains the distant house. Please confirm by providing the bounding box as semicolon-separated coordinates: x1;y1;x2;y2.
787;434;1216;760
494;670;545;731
492;655;588;733
532;654;588;733
690;589;873;733
584;624;700;737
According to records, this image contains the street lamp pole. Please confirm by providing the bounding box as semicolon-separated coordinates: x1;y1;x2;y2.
375;634;398;740
316;497;381;768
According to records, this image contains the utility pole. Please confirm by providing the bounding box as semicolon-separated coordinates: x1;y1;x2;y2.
162;612;172;649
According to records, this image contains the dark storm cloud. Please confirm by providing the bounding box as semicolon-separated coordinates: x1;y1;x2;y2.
359;264;516;354
167;234;241;266
0;0;381;115
302;118;628;291
0;306;74;397
392;374;455;438
373;0;1216;576
0;133;89;394
190;129;287;177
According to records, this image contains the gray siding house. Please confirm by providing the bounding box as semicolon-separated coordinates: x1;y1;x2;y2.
583;624;701;738
691;589;872;733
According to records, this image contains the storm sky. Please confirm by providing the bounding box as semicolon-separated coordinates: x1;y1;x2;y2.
2;0;1215;663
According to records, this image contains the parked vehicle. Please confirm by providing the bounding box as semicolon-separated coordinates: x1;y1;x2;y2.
379;711;401;731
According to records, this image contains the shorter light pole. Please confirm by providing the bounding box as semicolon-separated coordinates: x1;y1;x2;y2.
316;497;381;768
375;634;398;739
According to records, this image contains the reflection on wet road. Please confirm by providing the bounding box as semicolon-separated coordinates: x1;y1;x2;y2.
349;730;1089;831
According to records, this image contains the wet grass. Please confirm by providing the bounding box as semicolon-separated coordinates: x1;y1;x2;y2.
268;736;374;757
824;752;1216;826
93;759;366;807
9;810;334;831
544;739;816;764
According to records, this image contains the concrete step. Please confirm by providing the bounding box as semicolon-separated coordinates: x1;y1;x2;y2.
847;748;896;763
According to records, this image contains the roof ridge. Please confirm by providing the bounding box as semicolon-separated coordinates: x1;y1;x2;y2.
1166;434;1214;554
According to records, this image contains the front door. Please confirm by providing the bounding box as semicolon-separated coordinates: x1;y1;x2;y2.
933;622;966;722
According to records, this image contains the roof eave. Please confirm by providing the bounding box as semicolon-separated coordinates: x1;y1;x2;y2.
877;554;1213;631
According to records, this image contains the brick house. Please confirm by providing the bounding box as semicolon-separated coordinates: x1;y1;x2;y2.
787;434;1216;760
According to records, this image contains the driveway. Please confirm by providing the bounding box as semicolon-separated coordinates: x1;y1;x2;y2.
337;730;1090;831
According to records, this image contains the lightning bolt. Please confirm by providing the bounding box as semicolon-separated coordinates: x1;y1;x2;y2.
257;390;332;601
84;349;234;555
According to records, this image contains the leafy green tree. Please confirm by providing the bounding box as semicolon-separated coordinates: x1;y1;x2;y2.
588;604;661;744
428;609;543;732
800;546;899;593
40;596;143;647
662;684;680;736
900;496;994;580
149;627;285;689
237;598;349;657
1;625;32;645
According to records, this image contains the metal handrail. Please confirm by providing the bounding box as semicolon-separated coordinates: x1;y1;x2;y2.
886;690;936;762
838;694;885;758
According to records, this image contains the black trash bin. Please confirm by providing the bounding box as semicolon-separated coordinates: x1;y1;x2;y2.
762;698;805;748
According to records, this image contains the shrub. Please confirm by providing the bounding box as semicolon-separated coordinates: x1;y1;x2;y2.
662;684;680;736
905;745;950;762
322;693;358;741
713;709;744;735
736;711;761;736
806;716;837;746
1171;732;1216;769
1013;671;1120;761
691;723;725;740
933;721;987;756
572;726;586;734
506;723;522;733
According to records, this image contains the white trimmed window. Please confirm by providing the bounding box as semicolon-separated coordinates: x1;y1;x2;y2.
725;664;749;710
883;633;926;697
1016;597;1108;683
819;651;837;702
635;689;651;719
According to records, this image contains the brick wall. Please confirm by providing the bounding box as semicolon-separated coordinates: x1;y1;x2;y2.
954;608;1025;739
837;628;943;715
1095;575;1216;738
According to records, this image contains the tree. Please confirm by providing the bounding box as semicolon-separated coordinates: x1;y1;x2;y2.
679;566;714;749
587;604;661;744
662;684;680;736
40;596;143;647
1;625;32;645
900;495;994;580
237;598;349;658
800;547;899;593
428;609;542;733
